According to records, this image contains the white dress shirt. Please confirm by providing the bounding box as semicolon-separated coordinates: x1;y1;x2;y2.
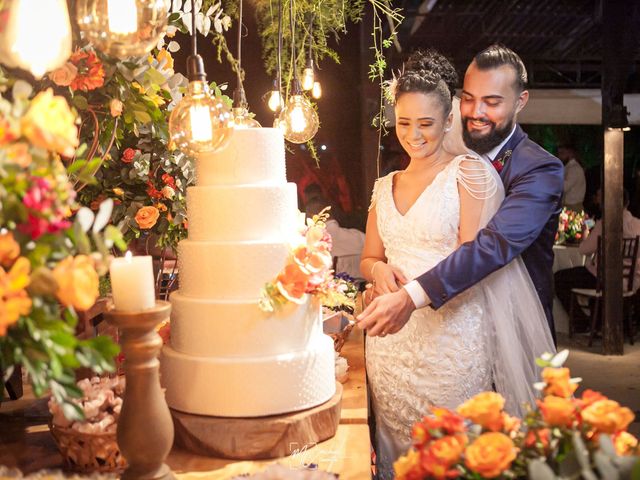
563;158;586;207
403;126;516;308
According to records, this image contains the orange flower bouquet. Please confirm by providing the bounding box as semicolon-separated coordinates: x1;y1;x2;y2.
395;351;640;479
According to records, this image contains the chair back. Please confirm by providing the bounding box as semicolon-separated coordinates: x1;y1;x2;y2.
594;235;640;293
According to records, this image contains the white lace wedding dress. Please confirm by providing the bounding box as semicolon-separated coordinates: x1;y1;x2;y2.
366;155;493;479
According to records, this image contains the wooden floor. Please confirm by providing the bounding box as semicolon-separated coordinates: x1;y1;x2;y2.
0;328;370;479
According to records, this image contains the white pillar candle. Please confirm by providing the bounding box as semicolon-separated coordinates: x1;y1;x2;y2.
109;251;156;311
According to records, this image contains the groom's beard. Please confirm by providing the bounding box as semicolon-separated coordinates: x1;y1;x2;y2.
462;116;515;155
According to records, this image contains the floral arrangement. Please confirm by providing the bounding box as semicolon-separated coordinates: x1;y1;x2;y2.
259;208;355;313
556;208;589;245
0;1;233;254
0;83;122;416
394;351;639;479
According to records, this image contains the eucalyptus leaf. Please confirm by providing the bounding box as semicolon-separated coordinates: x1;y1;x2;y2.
595;450;620;480
600;434;618;458
528;458;557;480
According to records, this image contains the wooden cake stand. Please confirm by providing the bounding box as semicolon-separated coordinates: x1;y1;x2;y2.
170;382;343;460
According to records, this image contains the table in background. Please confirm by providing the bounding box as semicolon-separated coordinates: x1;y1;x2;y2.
552;244;587;334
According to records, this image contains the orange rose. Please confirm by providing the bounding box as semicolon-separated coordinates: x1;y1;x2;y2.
614;431;638;456
464;432;517;479
135;206;160;229
457;392;505;431
5;142;32;167
524;428;551;452
0;232;20;267
49;62;78;87
394;449;423;480
581;399;634;434
501;413;521;435
412;421;429;447
579;389;607;408
110;98;124;117
542;367;578;398
428;434;466;467
0;115;19;146
275;263;309;304
537;395;576;427
52;255;99;311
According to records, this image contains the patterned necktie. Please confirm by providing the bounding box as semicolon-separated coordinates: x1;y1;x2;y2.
491;149;512;174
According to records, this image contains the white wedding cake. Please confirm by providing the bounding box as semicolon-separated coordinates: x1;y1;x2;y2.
161;128;336;417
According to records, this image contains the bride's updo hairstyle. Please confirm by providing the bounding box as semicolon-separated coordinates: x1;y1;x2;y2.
394;49;458;116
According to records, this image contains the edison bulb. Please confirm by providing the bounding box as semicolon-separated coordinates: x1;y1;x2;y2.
312;81;322;99
169;80;233;155
267;89;284;112
277;94;319;144
76;0;169;58
232;107;262;129
0;0;72;78
301;67;315;91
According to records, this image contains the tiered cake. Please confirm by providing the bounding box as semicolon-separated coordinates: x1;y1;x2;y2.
161;128;336;418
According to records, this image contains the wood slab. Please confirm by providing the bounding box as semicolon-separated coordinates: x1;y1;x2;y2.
171;382;343;460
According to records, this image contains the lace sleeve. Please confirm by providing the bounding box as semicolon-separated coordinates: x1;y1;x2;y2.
456;155;498;201
368;177;384;212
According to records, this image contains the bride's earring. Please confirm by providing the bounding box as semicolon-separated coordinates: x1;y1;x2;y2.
444;127;452;133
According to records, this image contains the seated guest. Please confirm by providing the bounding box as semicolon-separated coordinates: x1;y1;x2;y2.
305;198;365;280
554;190;640;317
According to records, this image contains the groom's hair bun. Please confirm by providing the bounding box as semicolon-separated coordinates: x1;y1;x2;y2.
395;49;458;114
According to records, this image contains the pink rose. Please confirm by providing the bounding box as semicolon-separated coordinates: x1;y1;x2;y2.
49;62;78;87
110;98;123;117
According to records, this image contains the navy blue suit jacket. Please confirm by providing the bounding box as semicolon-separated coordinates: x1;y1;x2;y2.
417;125;564;335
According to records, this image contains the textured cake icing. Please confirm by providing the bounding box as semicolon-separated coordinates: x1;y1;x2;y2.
161;128;336;417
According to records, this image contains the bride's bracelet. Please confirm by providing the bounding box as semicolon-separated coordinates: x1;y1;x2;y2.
370;260;384;285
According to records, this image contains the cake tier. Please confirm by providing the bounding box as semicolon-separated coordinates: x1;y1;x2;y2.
187;183;298;242
178;240;288;300
161;334;336;417
195;128;286;186
170;293;321;357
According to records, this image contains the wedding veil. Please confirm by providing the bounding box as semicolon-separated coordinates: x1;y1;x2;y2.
446;97;556;417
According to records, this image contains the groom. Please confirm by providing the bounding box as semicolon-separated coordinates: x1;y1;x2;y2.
358;44;563;343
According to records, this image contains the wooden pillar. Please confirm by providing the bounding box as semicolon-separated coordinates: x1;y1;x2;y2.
601;0;639;354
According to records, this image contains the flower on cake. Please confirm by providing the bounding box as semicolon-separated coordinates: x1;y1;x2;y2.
260;208;355;313
394;350;640;480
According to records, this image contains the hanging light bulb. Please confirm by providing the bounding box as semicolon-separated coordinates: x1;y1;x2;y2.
277;80;319;144
312;81;322;99
266;78;284;112
0;0;72;78
168;0;232;155
232;88;261;129
76;0;169;59
301;60;315;91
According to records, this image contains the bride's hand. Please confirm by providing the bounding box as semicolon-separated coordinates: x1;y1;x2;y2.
372;262;408;296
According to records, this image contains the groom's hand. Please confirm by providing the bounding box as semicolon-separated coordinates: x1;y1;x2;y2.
356;288;416;337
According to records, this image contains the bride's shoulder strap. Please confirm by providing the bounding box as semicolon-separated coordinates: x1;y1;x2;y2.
368;176;385;212
455;154;498;201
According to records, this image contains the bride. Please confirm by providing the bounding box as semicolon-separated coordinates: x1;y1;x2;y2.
360;50;555;478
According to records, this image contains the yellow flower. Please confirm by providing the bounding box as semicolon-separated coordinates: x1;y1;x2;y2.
5;142;32;167
132;82;146;94
0;232;20;268
0;257;32;336
464;432;517;479
542;367;578;398
614;431;638;456
457;392;505;431
537;395;576;427
52;255;99;311
156;48;174;70
582;399;634;434
393;449;421;480
135;206;160;229
112;187;125;196
21;89;78;157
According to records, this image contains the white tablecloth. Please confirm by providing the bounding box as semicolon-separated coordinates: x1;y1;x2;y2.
552;244;586;333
